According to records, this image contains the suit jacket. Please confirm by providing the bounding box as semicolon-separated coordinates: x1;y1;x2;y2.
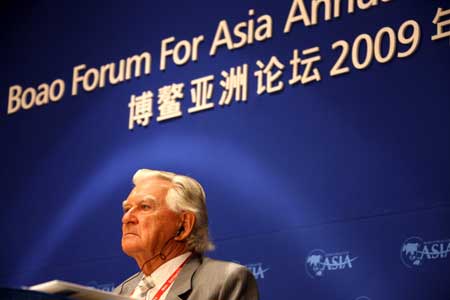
114;255;259;300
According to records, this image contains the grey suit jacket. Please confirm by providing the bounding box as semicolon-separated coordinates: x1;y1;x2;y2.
114;255;259;300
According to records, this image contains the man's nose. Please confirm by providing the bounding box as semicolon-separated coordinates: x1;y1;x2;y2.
122;207;138;224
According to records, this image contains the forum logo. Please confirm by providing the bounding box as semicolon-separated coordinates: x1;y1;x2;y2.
85;281;115;292
401;236;450;268
305;249;358;278
245;262;270;279
235;260;270;280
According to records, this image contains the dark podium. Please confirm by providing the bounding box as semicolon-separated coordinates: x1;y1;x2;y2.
0;288;70;300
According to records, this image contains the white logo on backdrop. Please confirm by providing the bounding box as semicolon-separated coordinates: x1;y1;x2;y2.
234;260;270;280
305;249;358;278
85;281;115;292
244;262;270;279
401;236;450;268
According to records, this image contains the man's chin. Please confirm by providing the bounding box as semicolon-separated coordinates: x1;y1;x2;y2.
121;240;142;256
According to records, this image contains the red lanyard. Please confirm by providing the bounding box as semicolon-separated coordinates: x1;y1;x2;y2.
151;253;192;300
132;253;192;300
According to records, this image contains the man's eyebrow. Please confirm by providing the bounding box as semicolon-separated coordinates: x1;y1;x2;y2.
142;195;157;202
122;196;157;208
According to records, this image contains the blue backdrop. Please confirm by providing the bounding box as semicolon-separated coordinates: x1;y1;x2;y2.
1;1;449;299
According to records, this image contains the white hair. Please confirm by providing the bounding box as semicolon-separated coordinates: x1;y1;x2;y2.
132;169;215;254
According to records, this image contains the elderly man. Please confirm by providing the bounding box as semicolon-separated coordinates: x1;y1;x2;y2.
114;169;259;300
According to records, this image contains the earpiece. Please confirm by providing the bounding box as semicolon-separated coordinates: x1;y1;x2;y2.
176;226;184;237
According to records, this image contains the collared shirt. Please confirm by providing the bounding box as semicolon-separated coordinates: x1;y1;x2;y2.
131;252;192;300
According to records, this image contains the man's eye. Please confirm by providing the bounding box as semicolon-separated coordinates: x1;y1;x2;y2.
123;207;130;213
141;204;151;210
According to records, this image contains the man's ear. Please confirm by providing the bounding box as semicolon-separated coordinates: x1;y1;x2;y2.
175;211;196;241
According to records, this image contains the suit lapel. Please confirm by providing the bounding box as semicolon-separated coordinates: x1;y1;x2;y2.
165;255;201;300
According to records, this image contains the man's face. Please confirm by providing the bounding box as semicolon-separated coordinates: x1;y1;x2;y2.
121;177;180;258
